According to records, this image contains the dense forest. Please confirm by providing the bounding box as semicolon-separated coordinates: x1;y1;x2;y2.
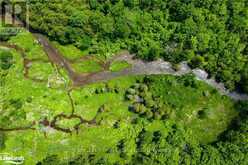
23;0;248;93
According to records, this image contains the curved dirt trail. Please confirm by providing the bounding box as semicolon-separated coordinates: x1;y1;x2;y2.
1;14;248;134
1;11;247;101
3;11;247;101
1;33;248;101
30;34;248;101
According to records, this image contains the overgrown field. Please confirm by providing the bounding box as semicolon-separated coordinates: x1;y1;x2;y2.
0;31;247;164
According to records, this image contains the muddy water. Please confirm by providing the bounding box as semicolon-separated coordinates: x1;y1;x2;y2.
1;18;248;134
1;19;248;101
3;11;246;101
75;53;244;100
1;35;248;101
55;51;248;101
7;33;248;101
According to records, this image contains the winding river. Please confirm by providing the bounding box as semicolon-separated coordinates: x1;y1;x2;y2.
1;12;248;101
32;34;248;101
1;12;248;134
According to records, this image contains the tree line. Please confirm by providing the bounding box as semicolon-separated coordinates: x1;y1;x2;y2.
22;0;248;93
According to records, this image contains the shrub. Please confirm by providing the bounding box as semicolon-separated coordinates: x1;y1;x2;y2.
0;50;13;70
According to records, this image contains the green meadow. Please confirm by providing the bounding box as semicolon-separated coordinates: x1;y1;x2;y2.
0;30;246;164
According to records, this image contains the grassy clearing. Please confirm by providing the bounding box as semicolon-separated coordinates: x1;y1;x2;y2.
71;59;103;73
110;60;131;72
1;61;238;164
1;57;139;164
1;49;72;123
28;62;54;81
57;118;82;129
0;33;240;164
70;76;137;120
146;75;238;143
8;31;48;60
52;42;88;60
1;41;137;164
